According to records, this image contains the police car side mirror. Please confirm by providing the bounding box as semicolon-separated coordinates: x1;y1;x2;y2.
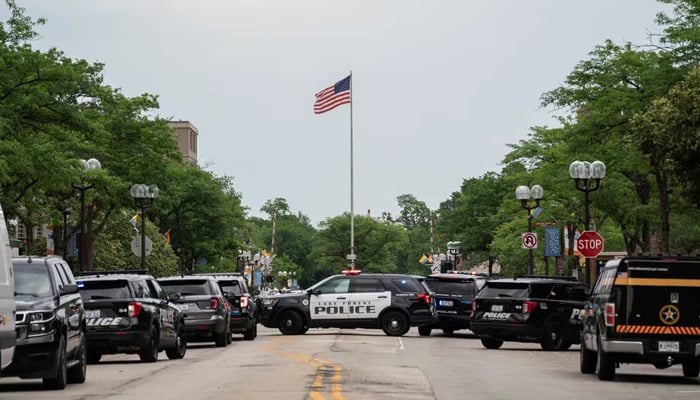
168;293;181;302
307;288;321;295
60;284;78;295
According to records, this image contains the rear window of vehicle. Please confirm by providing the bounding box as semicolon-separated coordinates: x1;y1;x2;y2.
479;282;529;298
219;281;244;296
424;278;480;296
78;280;131;299
159;279;212;296
624;259;700;279
386;277;423;293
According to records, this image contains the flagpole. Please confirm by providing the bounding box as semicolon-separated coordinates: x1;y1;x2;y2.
349;70;355;269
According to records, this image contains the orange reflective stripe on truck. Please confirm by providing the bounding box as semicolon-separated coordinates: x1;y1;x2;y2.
614;277;700;287
616;325;700;335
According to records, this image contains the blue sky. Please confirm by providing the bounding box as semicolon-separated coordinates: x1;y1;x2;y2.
15;0;668;224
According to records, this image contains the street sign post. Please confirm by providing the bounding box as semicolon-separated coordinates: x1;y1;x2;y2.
576;231;604;258
131;235;153;257
521;232;538;250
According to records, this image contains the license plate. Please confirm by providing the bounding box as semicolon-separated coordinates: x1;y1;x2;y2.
179;304;189;311
658;341;679;352
491;305;504;312
438;300;454;307
85;310;100;319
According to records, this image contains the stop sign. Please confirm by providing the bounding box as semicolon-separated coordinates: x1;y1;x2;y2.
577;231;604;258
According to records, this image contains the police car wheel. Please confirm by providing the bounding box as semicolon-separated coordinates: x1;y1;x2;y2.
682;361;700;378
278;310;306;335
540;319;564;351
580;342;596;374
480;337;504;349
381;311;409;336
596;337;616;381
418;326;432;336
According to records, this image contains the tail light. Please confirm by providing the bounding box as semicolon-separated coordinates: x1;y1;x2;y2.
471;298;476;312
240;296;249;308
128;302;142;317
604;302;615;327
210;297;220;310
523;301;538;314
416;292;431;304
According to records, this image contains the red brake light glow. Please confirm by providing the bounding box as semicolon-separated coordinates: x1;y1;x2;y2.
417;292;431;304
240;296;249;308
604;302;616;327
523;301;538;314
128;302;142;317
210;297;219;310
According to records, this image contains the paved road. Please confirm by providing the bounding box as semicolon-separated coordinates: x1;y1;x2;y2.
1;327;699;399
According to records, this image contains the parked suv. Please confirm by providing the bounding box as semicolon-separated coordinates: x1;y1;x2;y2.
419;273;487;336
259;271;437;336
76;270;187;363
471;277;589;351
0;203;15;375
197;273;258;340
5;256;86;389
579;255;700;381
157;276;231;347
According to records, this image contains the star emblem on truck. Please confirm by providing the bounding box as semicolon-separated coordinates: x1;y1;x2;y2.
659;304;680;325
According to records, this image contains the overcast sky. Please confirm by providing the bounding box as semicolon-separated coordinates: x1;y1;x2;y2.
15;0;667;225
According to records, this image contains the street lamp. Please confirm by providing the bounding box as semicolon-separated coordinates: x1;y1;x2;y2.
72;158;101;272
569;160;606;284
237;250;251;274
516;184;544;276
130;184;159;271
446;241;461;272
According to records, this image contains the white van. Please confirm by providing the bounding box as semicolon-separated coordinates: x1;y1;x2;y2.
0;204;15;373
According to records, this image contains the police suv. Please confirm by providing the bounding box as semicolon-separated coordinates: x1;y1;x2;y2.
259;271;436;336
580;255;700;381
471;277;589;350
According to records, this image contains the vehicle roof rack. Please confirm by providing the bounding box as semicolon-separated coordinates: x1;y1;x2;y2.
77;269;149;277
192;272;243;276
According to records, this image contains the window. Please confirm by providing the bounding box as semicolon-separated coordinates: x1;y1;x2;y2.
316;277;350;294
351;278;384;293
78;280;131;299
565;285;590;301
424;278;477;296
159;279;212;296
54;262;69;286
593;269;615;296
58;263;74;284
148;279;167;300
133;280;152;298
386;278;423;294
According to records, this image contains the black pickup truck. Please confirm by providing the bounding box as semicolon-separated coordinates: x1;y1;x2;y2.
76;271;187;363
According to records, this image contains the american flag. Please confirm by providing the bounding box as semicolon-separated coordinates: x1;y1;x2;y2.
314;75;351;114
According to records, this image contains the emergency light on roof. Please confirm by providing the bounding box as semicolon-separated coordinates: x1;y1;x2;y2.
342;268;361;275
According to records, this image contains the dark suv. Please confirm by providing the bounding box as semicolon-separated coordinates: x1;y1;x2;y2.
419;273;487;336
158;276;231;347
260;271;437;336
580;255;700;381
197;273;258;340
5;256;87;390
76;270;187;363
471;277;589;351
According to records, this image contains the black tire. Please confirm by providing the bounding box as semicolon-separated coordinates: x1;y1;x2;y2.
166;324;187;360
214;325;229;347
43;335;67;390
682;360;700;378
67;334;87;384
540;319;565;351
86;351;101;364
442;329;455;336
139;326;160;362
480;337;504;349
381;311;410;337
596;338;616;381
226;322;232;345
580;341;596;374
243;320;257;340
418;326;432;336
278;310;307;335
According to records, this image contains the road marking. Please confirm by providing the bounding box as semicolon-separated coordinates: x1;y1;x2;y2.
677;390;700;393
398;337;405;350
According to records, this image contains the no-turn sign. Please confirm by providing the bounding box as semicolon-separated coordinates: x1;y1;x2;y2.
521;232;538;250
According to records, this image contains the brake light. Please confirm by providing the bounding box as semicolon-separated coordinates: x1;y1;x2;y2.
471;298;476;312
416;292;431;304
210;297;219;310
240;296;249;308
523;301;538;314
128;302;142;317
604;302;615;327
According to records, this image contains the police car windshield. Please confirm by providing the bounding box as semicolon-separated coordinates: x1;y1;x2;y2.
14;264;54;297
78;280;131;299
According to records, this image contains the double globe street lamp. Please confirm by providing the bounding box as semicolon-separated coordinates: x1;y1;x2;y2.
130;184;159;271
569;160;606;284
516;184;544;276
